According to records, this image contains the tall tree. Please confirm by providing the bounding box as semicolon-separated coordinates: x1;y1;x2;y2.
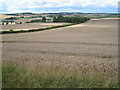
42;17;46;22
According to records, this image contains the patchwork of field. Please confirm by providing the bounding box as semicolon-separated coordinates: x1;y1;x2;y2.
0;14;15;19
1;23;70;31
2;19;118;88
14;18;42;23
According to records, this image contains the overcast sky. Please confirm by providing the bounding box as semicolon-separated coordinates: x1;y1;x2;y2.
0;0;119;13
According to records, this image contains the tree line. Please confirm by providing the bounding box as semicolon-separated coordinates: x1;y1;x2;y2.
53;16;90;23
26;17;46;23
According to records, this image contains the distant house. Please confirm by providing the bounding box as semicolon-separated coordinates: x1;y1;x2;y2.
8;22;15;24
46;17;53;22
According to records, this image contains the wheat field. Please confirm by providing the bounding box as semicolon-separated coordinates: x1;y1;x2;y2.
2;19;119;88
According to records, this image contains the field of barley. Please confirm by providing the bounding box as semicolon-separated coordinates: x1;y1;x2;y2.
2;19;119;88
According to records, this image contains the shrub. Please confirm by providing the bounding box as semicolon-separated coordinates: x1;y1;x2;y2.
9;30;14;31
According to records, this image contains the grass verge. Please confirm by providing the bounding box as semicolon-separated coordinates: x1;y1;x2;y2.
1;23;77;34
2;63;119;88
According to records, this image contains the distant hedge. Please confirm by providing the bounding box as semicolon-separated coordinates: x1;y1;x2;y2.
1;23;77;34
30;19;42;23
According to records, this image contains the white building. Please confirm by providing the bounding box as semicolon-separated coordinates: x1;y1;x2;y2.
46;17;53;22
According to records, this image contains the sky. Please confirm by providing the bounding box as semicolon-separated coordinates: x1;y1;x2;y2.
0;0;119;13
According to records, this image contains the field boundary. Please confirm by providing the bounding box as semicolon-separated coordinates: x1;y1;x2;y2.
1;23;77;34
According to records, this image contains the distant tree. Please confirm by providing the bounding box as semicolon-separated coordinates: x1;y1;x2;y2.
6;22;9;25
19;22;22;24
21;16;24;18
2;23;4;25
31;19;42;23
5;17;17;20
57;15;64;22
53;17;57;22
10;29;13;31
42;17;46;22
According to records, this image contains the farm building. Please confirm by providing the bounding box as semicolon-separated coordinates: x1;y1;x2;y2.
46;17;53;22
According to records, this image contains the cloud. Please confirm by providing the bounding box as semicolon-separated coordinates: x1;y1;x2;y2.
0;0;119;13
